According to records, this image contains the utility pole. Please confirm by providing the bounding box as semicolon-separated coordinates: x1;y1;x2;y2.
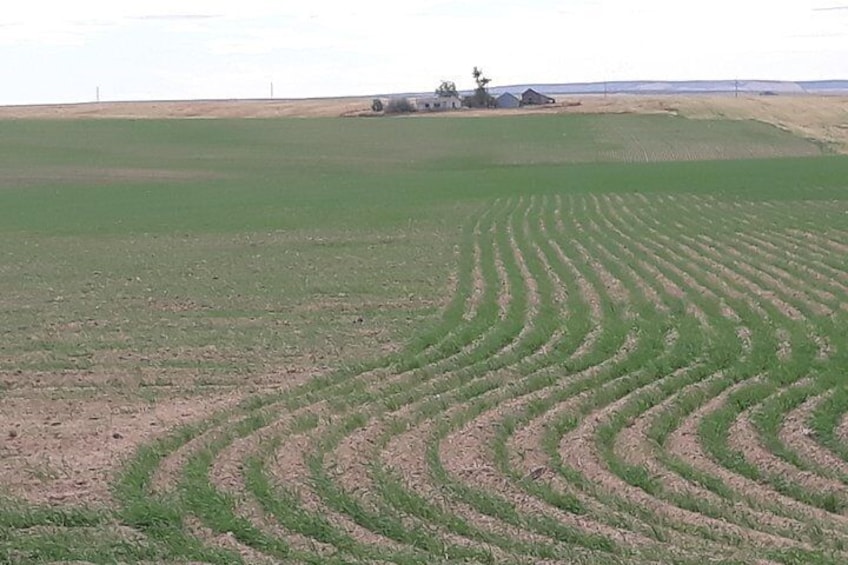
96;86;100;102
734;79;739;98
270;82;274;99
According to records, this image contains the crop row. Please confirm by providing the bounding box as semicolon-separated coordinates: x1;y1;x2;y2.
4;191;846;564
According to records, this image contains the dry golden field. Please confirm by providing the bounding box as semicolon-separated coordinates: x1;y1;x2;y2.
2;93;846;153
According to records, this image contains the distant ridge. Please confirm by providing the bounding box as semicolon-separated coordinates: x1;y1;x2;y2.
486;80;848;96
385;80;848;99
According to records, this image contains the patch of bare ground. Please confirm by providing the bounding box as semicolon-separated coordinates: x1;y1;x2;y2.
560;367;812;552
205;400;340;557
15;523;147;544
260;409;421;555
504;334;676;543
780;391;848;478
667;380;848;540
728;407;848;511
775;328;792;361
0;389;244;506
737;326;753;354
834;416;848;448
613;371;822;544
347;414;531;563
439;403;651;549
149;369;324;494
183;515;281;565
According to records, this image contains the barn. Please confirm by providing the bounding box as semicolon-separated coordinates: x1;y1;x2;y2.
521;89;556;105
495;92;520;109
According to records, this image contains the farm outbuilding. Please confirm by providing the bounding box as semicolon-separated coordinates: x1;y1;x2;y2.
521;89;556;105
496;92;520;109
414;95;462;112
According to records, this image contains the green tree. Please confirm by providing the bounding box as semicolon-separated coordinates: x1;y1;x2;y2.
435;80;458;98
465;67;494;108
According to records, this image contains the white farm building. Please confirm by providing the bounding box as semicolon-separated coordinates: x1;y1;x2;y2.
414;95;462;112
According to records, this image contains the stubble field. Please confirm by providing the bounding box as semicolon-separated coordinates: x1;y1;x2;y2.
1;108;847;564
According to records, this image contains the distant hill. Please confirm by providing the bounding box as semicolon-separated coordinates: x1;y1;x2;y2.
486;80;848;96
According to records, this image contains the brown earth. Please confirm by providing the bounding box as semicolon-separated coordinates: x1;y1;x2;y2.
0;386;245;506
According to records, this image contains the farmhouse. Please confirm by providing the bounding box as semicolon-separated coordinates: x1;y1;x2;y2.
521;88;556;105
415;95;462;112
495;92;520;109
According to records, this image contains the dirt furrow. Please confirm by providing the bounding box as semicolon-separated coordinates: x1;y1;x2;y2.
560;370;810;552
728;409;848;510
600;195;742;322
731;239;838;305
610;197;767;318
738;231;848;296
667;379;848;539
684;234;803;321
766;389;848;479
788;229;848;255
612;371;824;542
463;237;485;322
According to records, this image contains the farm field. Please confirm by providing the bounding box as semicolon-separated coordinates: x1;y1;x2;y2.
1;112;848;564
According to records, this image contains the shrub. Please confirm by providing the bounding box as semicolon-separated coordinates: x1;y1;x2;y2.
385;97;416;114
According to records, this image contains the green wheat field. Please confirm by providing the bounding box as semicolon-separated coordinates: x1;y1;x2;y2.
1;112;847;564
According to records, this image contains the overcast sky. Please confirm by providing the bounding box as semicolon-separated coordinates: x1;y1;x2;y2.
1;0;846;105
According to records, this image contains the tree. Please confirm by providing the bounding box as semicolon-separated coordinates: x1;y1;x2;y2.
385;97;416;114
371;98;384;112
435;80;458;98
464;66;494;108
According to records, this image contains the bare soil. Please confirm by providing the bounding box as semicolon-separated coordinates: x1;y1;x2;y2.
0;387;244;506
